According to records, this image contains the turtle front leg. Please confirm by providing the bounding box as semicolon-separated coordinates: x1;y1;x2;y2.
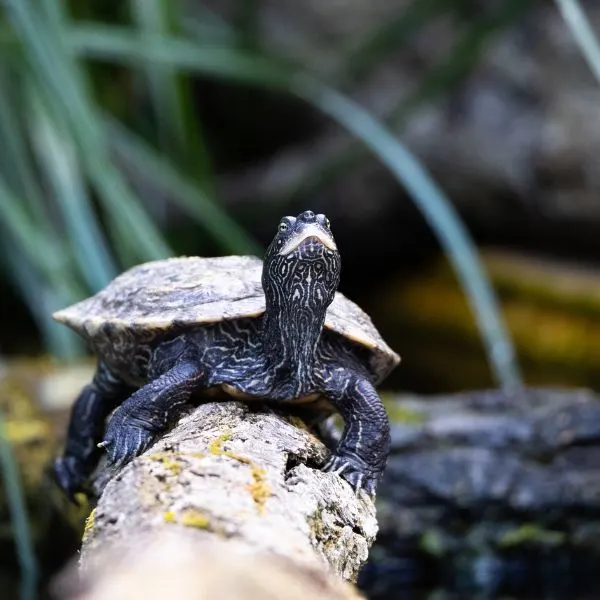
321;371;390;496
54;362;132;502
100;361;205;468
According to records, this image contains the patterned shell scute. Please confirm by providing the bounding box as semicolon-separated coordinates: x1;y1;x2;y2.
53;256;400;380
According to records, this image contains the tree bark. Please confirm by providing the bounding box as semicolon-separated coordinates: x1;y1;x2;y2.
60;401;378;600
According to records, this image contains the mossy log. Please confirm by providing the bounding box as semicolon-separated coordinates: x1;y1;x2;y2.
61;401;377;600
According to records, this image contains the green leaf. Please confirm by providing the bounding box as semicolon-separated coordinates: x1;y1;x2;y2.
68;24;293;87
0;12;522;386
0;61;49;222
26;81;118;291
130;0;215;191
53;22;522;387
5;0;173;265
0;242;83;358
0;174;85;301
0;175;85;358
130;0;186;157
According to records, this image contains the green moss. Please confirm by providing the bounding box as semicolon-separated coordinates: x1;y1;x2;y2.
207;431;270;512
3;420;50;443
83;508;96;539
308;509;326;543
163;511;177;524
188;451;207;459
247;465;271;513
180;509;211;529
207;431;251;466
308;509;342;554
382;398;427;425
498;524;566;548
149;452;183;475
164;509;210;529
209;430;233;455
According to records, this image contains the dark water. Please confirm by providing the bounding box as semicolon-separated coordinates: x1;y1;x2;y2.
358;546;600;600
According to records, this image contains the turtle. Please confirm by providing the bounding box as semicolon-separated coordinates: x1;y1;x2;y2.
53;210;400;499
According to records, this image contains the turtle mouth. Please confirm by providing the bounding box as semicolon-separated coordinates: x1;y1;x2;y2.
279;224;337;255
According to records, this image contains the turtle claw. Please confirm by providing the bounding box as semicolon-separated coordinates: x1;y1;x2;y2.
322;453;379;496
100;420;154;469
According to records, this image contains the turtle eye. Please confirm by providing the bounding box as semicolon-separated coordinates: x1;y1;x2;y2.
317;214;330;229
278;221;289;232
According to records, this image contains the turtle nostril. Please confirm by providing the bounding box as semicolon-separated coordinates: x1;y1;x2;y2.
301;210;316;222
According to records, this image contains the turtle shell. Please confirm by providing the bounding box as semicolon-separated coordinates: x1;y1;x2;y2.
53;256;400;382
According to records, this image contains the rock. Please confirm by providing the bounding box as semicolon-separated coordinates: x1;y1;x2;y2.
364;387;600;595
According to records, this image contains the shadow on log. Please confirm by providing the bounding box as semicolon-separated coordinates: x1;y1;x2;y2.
54;401;377;600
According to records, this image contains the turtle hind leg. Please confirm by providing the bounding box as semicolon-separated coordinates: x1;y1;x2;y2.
100;360;206;469
54;362;132;503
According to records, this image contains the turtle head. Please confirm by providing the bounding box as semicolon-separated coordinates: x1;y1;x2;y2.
263;210;341;311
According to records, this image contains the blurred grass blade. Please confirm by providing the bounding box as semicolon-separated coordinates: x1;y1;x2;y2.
0;174;85;305
555;0;600;85
68;24;292;87
130;0;216;192
0;242;82;358
5;0;172;265
0;410;37;600
0;61;82;357
42;0;173;264
297;82;522;390
27;83;118;291
178;4;240;45
131;0;186;157
1;13;522;384
0;63;48;222
106;117;262;255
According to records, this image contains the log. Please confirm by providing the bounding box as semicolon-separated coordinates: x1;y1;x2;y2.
57;401;378;600
59;533;365;600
